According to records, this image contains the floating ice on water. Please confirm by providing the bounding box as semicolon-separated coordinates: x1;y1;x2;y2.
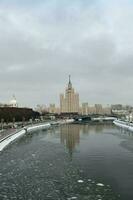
77;180;84;183
88;179;91;181
67;197;77;200
97;183;104;187
86;186;90;190
97;194;102;199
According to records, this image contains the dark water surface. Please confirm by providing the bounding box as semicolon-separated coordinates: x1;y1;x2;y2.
0;124;133;200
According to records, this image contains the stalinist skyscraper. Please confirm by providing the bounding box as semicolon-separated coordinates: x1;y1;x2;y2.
60;76;79;114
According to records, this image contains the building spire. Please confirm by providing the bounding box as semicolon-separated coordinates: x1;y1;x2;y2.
69;75;71;84
68;75;72;89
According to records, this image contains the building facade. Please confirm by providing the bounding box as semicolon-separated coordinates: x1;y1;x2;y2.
60;76;79;113
49;104;56;113
49;104;60;114
9;95;18;108
0;95;18;108
82;103;89;115
95;104;103;115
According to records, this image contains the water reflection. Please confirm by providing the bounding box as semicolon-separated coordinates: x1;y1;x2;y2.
1;124;133;199
59;124;115;157
60;124;80;157
112;127;133;153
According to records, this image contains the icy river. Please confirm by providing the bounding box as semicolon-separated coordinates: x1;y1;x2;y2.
0;123;133;200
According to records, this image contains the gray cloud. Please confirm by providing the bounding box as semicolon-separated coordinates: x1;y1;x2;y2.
0;0;133;107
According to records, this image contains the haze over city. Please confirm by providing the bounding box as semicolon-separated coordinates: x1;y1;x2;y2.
0;0;133;107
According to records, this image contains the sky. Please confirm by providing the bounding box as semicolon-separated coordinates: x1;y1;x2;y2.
0;0;133;108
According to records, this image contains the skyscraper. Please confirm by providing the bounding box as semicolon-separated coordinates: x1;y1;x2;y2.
60;76;79;113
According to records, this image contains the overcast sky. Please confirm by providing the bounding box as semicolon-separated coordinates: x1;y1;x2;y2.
0;0;133;108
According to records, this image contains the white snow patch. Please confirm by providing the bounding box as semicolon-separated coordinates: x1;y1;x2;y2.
68;197;77;200
97;183;104;187
77;180;84;183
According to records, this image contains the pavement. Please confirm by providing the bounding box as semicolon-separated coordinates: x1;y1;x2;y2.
0;129;17;142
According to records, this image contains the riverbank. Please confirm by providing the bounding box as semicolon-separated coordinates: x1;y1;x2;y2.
0;118;116;152
113;119;133;132
0;123;51;152
0;119;75;152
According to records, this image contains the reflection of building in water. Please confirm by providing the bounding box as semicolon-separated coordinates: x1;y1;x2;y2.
60;124;80;156
81;124;90;134
80;124;112;135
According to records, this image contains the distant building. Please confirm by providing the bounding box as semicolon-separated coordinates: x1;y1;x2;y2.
9;95;18;107
49;104;56;114
88;105;96;115
102;105;111;115
95;104;103;115
111;104;129;116
55;107;60;114
80;103;111;116
0;95;18;108
111;104;123;110
78;106;82;115
112;109;128;116
60;76;79;114
35;104;49;114
82;103;88;115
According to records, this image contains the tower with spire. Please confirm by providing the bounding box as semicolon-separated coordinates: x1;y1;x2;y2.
68;75;72;89
60;76;79;114
9;95;18;107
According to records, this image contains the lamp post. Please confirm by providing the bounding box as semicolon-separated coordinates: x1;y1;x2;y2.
22;117;25;127
1;118;4;130
13;117;15;128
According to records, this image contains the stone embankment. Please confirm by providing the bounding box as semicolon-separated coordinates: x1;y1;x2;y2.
113;119;133;132
0;119;74;152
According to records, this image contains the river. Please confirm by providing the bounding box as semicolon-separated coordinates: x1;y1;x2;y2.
0;123;133;200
